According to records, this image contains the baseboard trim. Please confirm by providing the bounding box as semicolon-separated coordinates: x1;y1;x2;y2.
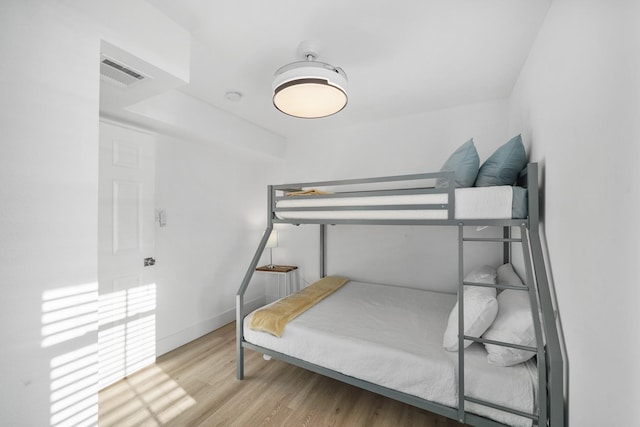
156;295;265;357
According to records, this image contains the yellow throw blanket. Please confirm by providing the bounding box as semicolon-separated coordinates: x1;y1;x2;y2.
285;188;333;196
249;276;349;337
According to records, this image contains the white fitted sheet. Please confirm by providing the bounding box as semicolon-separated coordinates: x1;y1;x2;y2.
244;281;537;427
276;186;523;220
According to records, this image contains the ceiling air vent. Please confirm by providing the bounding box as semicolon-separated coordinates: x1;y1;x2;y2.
100;56;147;88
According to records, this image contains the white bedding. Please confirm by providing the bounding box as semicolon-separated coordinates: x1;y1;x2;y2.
276;186;518;220
244;281;537;427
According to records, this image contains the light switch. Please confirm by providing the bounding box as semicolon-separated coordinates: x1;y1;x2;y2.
156;209;167;227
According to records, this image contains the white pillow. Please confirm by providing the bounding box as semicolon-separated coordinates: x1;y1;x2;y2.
466;264;497;284
483;263;537;366
443;266;498;352
497;262;524;288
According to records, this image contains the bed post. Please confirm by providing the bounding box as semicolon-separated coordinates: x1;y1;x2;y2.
457;223;466;423
320;224;326;278
236;185;275;380
503;227;511;264
526;164;565;426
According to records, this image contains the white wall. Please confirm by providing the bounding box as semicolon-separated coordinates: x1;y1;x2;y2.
0;1;189;425
0;3;105;425
281;100;513;291
154;134;282;354
509;0;640;425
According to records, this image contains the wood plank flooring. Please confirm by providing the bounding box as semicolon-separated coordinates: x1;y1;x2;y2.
99;322;467;426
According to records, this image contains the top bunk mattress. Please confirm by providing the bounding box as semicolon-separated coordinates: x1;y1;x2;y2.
244;280;537;427
275;186;527;221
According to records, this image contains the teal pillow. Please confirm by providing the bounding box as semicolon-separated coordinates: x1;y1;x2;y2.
435;139;480;188
475;135;527;186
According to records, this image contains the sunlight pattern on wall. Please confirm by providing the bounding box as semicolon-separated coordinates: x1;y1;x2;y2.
49;344;99;426
42;283;98;348
98;283;157;389
42;283;99;427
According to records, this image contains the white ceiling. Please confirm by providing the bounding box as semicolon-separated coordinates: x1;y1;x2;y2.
145;0;551;140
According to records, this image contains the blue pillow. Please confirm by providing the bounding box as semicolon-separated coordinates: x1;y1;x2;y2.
435;139;479;188
475;135;527;187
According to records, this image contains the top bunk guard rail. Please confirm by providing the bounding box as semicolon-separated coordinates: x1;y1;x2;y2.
236;163;565;427
271;170;455;190
275;187;450;200
271;170;457;226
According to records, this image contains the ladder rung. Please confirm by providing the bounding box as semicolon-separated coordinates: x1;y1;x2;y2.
463;336;538;352
462;237;522;243
463;281;529;291
464;395;539;422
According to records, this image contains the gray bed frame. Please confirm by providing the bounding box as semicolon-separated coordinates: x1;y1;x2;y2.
236;163;565;427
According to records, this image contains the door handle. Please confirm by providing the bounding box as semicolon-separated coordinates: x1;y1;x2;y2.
144;257;156;267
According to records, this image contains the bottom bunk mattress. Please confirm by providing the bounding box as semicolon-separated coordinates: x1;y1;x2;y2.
244;280;537;427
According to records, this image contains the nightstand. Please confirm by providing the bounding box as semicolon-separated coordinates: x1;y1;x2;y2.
256;265;298;302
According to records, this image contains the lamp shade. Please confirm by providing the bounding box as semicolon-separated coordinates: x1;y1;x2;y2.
273;61;348;118
266;230;279;249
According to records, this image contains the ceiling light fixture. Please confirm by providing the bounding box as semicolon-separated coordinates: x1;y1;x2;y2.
272;42;348;119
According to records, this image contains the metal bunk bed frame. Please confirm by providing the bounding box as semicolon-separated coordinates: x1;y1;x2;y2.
236;163;564;427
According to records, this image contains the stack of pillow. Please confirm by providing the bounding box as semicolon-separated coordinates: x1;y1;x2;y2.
438;135;535;366
435;134;527;189
443;263;537;367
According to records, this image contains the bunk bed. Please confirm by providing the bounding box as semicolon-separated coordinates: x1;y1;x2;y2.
236;162;564;427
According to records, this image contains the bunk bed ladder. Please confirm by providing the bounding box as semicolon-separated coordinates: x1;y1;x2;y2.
457;223;546;426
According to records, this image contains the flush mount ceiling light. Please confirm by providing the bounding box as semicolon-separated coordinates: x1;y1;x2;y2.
273;42;348;119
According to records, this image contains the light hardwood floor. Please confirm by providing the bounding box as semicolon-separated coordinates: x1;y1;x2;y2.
99;322;467;426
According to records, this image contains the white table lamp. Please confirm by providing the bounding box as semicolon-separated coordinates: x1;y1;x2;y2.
266;230;278;269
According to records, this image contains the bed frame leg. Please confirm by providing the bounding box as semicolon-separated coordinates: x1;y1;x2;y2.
237;346;244;380
236;294;245;380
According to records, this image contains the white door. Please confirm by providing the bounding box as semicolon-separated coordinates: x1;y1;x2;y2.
98;121;156;389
